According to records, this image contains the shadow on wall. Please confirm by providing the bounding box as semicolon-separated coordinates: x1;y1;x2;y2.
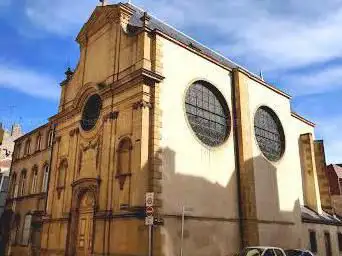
158;147;301;256
0;209;14;255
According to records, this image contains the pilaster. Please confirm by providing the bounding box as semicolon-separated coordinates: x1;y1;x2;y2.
232;68;259;247
300;133;322;213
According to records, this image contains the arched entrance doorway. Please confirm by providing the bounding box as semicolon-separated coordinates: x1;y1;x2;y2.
76;191;94;255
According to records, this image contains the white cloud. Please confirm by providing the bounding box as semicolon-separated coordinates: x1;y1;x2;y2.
0;64;59;100
25;0;96;36
131;0;342;72
21;0;342;74
282;65;342;96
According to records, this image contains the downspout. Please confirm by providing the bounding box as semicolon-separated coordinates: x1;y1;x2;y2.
231;69;244;250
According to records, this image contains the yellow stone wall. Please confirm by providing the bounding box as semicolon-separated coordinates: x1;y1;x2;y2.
299;133;322;213
6;123;52;255
301;222;342;256
40;4;164;256
314;140;332;212
5;3;341;256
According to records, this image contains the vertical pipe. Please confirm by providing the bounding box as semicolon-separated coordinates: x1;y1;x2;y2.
148;224;152;256
180;206;185;256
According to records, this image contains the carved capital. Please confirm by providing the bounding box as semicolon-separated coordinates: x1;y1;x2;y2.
54;136;61;143
69;128;80;137
103;111;119;122
133;100;152;110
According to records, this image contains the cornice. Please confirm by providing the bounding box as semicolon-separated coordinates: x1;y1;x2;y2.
14;123;51;143
50;68;164;123
12;148;51;164
76;4;134;47
235;67;292;99
291;112;315;127
71;177;101;188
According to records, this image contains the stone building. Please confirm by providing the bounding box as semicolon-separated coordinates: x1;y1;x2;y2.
3;2;342;256
0;123;22;217
326;164;342;217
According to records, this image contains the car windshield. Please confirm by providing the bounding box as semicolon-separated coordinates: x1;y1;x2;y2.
241;248;264;256
285;250;303;256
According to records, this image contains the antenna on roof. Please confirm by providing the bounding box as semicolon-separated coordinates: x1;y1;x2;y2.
99;0;106;6
259;70;264;81
127;0;132;4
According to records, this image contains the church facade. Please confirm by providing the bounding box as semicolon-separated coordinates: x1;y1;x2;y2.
3;2;342;256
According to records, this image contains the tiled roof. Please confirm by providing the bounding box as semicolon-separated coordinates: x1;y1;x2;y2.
301;205;342;225
329;164;342;179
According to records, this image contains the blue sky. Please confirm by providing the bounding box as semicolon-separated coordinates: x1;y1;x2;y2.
0;0;342;163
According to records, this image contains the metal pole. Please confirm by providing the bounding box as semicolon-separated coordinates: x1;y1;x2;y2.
148;225;152;256
180;206;185;256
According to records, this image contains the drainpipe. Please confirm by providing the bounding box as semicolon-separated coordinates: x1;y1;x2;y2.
231;69;244;250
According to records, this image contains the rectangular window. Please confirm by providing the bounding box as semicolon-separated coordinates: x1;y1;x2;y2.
42;166;49;192
36;135;41;151
21;215;32;245
309;230;317;253
325;232;332;256
0;174;3;190
338;233;342;252
31;173;38;194
14;183;18;198
20;174;26;196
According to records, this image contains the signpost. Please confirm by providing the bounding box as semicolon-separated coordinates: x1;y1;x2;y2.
145;192;154;256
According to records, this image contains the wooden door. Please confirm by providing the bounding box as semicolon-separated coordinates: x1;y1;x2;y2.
76;192;94;256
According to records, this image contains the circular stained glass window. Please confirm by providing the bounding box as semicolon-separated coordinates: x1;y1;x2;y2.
81;94;102;131
254;106;285;161
185;81;231;147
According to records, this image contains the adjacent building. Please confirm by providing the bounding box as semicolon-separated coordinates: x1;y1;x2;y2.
3;2;342;256
0;123;22;217
326;164;342;217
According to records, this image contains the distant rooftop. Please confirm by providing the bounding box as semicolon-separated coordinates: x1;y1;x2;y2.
328;164;342;179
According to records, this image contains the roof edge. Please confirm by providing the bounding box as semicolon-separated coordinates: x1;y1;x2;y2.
237;68;292;99
14;123;51;143
291;112;315;127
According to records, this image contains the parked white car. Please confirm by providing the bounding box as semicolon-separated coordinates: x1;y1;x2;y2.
284;249;314;256
240;246;287;256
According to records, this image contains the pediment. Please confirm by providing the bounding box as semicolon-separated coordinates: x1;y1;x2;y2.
76;3;134;46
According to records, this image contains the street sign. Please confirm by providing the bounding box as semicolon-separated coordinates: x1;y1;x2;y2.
145;192;154;207
145;216;154;226
145;193;155;226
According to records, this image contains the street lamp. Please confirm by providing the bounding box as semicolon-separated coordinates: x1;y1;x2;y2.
180;206;193;256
